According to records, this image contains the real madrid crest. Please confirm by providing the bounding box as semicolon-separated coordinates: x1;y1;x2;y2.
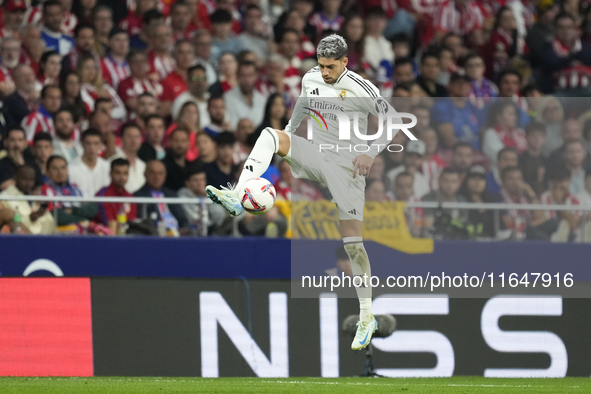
338;90;346;101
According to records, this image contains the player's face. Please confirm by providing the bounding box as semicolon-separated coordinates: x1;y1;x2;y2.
318;57;348;85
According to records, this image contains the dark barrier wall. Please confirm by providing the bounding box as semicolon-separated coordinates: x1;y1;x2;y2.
2;236;591;280
1;278;590;377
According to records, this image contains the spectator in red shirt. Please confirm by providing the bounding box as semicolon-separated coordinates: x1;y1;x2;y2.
119;0;158;37
433;0;484;47
96;158;138;233
21;84;61;142
117;50;165;116
147;23;175;81
166;102;201;162
102;27;130;91
61;22;103;80
169;1;195;41
309;0;344;42
1;0;27;40
161;40;194;108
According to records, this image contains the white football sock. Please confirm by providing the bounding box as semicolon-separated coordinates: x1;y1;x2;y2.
236;127;279;191
343;236;373;322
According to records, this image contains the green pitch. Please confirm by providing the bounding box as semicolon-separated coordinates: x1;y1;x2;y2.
0;377;589;394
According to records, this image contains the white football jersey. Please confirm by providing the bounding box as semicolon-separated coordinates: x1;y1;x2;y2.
285;67;399;167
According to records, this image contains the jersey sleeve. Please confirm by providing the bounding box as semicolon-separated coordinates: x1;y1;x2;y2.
284;71;311;134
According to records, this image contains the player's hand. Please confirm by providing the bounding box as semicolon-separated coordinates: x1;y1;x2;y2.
352;154;374;178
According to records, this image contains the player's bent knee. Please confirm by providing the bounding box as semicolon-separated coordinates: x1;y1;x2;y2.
276;130;291;157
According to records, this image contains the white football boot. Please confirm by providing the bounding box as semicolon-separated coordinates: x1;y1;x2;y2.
351;315;378;350
205;184;244;217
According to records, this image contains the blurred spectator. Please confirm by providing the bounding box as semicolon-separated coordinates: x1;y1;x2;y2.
139;114;166;162
526;0;559;68
163;128;194;192
387;140;430;199
519;121;547;195
4;64;39;129
52;109;82;163
20;25;45;74
487;6;527;78
363;7;394;96
92;6;114;53
224;61;265;130
495;70;529;126
60;71;86;123
255;93;288;133
487;147;518;194
40;1;74;56
119;0;157;37
0;164;55;234
61;22;100;78
102;27;131;90
38;50;62;87
450;141;474;179
522;84;543;117
564;139;587;195
0;128;42;190
68;128;110;196
535;96;565;157
210;52;237;96
233;118;255;163
161;40;195;108
393;57;415;86
277;29;303;97
117;50;164;116
499;165;558;240
193;30;218;85
96;158;138;233
41;155;99;227
459;165;501;239
169;1;194;41
205;131;238;187
32;132;54;177
436;46;456;86
21;85;61;141
134;160;189;235
88;110;118;159
309;0;344;40
540;165;580;240
394;171;422;237
129;9;164;51
576;171;591;205
238;5;272;62
365;178;387;202
421;167;469;239
77;55;126;121
210;9;245;61
167;102;202;161
0;37;21;98
464;52;497;109
368;153;387;187
420;128;445;191
178;164;227;235
482;100;527;167
431;72;480;150
108;123;145;193
1;0;27;40
131;92;158;130
547;119;591;170
147;23;175;81
541;13;591;95
256;54;292;103
338;14;365;73
433;0;484;47
172;65;210;125
197;131;217;165
417;52;447;97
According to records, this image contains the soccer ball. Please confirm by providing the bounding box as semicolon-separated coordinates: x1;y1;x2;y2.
239;178;276;215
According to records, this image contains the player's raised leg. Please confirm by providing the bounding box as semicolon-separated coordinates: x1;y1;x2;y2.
205;127;290;216
341;220;377;350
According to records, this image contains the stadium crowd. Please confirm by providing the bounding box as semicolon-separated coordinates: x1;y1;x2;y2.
0;0;590;241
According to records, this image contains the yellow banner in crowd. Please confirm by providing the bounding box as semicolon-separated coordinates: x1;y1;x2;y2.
276;200;433;254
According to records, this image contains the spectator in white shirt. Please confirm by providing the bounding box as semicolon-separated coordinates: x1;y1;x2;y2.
237;5;272;64
108;123;146;193
363;7;395;92
52;109;83;163
68;128;110;197
387;140;430;199
224;61;266;130
172;64;211;125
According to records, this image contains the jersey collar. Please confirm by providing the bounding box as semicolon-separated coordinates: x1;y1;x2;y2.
335;67;349;85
